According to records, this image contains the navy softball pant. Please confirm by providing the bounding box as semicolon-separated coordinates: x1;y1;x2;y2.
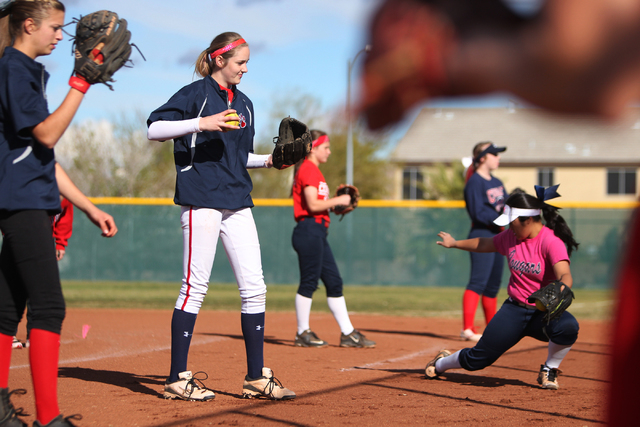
459;298;580;371
0;210;65;336
292;218;343;298
467;228;503;297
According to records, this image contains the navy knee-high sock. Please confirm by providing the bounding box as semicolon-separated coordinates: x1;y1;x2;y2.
168;308;197;383
241;312;265;379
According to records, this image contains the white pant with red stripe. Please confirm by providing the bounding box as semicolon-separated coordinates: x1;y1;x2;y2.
175;206;267;315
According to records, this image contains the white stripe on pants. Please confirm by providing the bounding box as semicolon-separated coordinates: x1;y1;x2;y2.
176;206;267;314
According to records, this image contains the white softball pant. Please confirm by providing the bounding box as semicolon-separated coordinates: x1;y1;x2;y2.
175;206;267;314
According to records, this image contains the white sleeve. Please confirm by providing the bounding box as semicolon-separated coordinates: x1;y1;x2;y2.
246;153;271;169
147;118;201;141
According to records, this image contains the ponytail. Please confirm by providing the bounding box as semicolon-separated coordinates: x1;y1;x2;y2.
0;10;9;57
290;129;325;197
466;141;490;183
541;203;579;257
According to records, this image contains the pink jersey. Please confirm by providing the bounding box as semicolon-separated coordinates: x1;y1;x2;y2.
493;226;570;306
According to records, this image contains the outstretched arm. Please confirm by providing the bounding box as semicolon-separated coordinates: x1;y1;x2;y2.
437;231;496;252
54;163;118;237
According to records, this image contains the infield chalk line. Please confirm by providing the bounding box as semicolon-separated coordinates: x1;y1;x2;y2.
340;345;444;372
10;336;228;370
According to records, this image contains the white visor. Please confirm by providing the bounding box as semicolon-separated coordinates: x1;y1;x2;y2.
493;205;541;226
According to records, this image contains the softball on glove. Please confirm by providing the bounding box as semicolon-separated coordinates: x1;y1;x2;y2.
527;281;575;323
333;184;360;216
272;117;312;170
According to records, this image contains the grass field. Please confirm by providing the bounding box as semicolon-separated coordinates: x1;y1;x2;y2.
61;280;614;321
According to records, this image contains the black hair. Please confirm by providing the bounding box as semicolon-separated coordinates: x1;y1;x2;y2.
505;191;579;257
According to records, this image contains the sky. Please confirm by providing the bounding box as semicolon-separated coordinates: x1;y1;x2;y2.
43;0;513;148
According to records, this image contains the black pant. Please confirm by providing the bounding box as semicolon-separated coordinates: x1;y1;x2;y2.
0;210;65;336
292;219;343;298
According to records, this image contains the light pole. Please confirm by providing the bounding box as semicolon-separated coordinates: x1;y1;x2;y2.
346;45;371;185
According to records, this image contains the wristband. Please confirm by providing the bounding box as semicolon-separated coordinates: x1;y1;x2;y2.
69;76;90;94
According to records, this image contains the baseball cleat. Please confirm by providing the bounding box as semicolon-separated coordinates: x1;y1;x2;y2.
425;349;451;378
32;414;82;426
460;329;482;342
537;364;561;390
0;388;27;427
242;367;296;400
11;337;23;350
294;329;328;348
164;371;215;401
340;329;376;348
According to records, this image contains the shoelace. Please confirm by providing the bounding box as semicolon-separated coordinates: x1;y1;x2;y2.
60;414;83;426
262;372;285;397
185;371;211;398
3;389;28;420
546;369;558;382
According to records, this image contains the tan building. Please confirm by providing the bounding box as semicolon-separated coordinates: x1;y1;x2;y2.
391;107;640;202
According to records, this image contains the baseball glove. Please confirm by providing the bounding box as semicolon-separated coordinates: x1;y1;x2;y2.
527;281;575;323
71;10;133;89
272;117;312;170
333;184;360;216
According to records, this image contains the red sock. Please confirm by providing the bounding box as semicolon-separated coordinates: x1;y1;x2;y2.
482;296;498;325
29;329;60;425
0;333;13;388
462;290;480;332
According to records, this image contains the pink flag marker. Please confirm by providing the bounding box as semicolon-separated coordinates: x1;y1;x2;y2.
82;324;91;339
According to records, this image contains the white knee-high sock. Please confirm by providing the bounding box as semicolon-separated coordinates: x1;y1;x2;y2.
327;296;354;335
295;294;313;334
435;350;462;373
545;341;572;369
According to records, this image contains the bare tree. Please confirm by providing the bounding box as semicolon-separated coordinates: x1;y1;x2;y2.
56;111;175;197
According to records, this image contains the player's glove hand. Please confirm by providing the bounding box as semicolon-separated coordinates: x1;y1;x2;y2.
69;10;136;93
271;117;312;170
527;281;575;323
333;184;360;217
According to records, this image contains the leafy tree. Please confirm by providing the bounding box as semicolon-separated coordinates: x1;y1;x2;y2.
249;91;391;199
423;162;466;200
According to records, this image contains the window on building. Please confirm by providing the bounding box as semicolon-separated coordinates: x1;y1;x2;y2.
537;168;555;187
403;167;424;200
607;168;637;195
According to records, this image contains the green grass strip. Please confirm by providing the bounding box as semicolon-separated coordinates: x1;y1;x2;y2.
61;281;613;321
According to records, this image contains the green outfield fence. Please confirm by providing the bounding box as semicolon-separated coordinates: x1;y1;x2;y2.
45;198;635;289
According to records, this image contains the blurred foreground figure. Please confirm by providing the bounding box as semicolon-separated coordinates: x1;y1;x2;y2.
360;1;640;425
360;0;640;130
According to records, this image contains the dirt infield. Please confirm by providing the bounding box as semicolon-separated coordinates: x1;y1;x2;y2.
8;309;608;426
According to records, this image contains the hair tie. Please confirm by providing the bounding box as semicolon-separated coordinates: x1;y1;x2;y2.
209;38;246;60
534;184;561;202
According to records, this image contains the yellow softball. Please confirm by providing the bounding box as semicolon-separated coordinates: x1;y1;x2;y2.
225;113;240;127
535;300;547;311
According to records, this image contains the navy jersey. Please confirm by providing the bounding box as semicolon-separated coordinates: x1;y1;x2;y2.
464;173;506;231
0;47;60;213
148;76;256;210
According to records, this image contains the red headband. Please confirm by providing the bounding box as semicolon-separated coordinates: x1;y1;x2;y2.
312;135;329;147
210;38;247;59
